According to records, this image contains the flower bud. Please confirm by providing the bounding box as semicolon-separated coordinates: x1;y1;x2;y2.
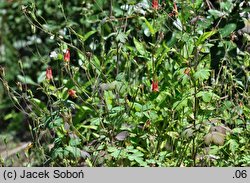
46;67;53;81
68;89;77;98
64;49;70;62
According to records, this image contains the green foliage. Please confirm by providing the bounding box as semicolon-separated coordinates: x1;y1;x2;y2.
0;0;250;167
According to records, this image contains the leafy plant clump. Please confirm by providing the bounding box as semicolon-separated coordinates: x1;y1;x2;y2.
0;0;250;167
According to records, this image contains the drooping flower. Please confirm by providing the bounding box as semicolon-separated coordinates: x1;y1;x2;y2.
169;2;178;17
46;67;53;80
173;2;178;16
152;0;158;10
151;80;159;92
64;49;70;62
68;89;77;98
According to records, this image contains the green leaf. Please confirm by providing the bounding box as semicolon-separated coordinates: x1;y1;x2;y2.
140;17;155;36
166;131;179;139
30;98;46;110
43;23;60;32
69;137;81;146
202;92;212;102
156;91;171;103
193;69;210;81
143;110;158;121
77;30;97;42
49;118;63;129
127;148;146;166
220;1;234;13
116;32;127;43
181;41;195;59
17;75;37;85
167;31;178;47
227;139;239;153
194;0;203;9
108;147;121;159
134;103;143;112
173;98;189;111
85;158;93;167
196;30;217;46
208;9;224;18
219;23;236;38
65;146;81;158
111;106;125;113
104;91;115;110
100;81;118;91
52;147;64;159
37;71;46;83
197;91;219;102
133;37;147;56
232;128;243;134
92;55;101;74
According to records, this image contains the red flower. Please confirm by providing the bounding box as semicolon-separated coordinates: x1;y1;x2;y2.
64;49;70;62
169;2;178;17
152;0;159;9
151;80;159;92
68;89;77;98
173;2;178;16
46;67;53;80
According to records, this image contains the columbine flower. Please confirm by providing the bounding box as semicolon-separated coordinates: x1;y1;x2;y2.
46;67;53;81
68;89;77;98
64;49;70;62
49;51;58;59
152;0;159;10
151;80;159;92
